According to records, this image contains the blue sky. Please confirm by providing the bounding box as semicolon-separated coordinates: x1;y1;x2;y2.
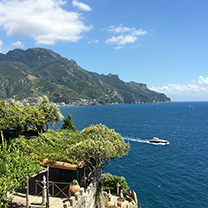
0;0;208;101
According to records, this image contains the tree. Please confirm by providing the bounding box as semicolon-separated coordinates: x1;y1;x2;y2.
72;124;130;183
36;96;64;132
0;96;64;139
23;104;47;136
0;132;42;208
61;113;76;131
0;99;26;139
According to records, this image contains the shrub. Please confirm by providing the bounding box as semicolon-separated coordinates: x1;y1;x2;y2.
101;173;129;196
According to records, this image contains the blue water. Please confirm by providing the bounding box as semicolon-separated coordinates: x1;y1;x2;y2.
53;102;208;208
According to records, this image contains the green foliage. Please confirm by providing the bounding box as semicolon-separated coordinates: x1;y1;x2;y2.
36;96;64;131
101;173;129;196
80;124;130;160
0;99;26;139
72;179;79;185
13;124;129;164
23;104;46;135
12;129;84;164
12;124;129;184
0;132;42;207
0;96;63;139
61;113;76;131
74;124;130;182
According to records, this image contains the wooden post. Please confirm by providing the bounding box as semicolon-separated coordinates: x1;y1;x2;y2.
35;180;37;195
83;166;86;189
52;182;54;197
26;175;29;208
46;164;49;208
76;168;79;182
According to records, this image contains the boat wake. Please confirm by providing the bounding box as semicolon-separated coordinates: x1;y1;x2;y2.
124;137;169;145
124;137;150;144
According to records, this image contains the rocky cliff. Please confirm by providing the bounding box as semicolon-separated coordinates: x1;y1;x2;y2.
0;48;171;105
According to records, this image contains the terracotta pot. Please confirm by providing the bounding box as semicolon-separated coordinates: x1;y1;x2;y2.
68;184;80;197
117;201;122;207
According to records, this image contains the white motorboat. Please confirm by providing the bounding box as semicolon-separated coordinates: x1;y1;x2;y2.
149;137;169;145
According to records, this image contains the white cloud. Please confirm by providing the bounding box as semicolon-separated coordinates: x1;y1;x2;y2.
198;75;208;86
115;46;124;50
150;76;208;101
88;39;99;44
107;25;132;33
72;0;92;11
10;41;24;48
105;24;147;48
106;35;137;45
0;0;92;45
108;25;147;36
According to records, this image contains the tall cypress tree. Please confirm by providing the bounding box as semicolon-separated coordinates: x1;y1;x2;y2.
61;113;76;131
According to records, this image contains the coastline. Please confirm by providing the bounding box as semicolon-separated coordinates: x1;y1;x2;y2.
57;100;171;107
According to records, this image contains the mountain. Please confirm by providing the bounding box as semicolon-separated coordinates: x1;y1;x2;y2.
0;48;171;105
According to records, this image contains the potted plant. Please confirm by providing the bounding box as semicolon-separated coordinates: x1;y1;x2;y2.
68;179;80;197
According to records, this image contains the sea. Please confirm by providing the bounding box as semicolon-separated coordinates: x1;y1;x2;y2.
53;102;208;208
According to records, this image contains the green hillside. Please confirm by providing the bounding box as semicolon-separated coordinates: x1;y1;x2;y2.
0;48;171;105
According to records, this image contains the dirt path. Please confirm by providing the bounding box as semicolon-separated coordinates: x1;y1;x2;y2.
7;191;68;208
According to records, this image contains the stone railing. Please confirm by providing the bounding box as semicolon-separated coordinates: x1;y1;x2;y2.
105;190;138;208
63;180;138;208
63;179;100;208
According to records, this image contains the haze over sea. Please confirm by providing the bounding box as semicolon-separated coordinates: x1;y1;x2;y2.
54;102;208;208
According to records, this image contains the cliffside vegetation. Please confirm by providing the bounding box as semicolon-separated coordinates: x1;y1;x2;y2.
0;97;130;207
13;124;129;185
0;48;171;105
0;133;43;208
